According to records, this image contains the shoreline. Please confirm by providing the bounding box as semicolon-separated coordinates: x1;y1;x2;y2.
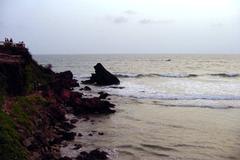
60;94;240;160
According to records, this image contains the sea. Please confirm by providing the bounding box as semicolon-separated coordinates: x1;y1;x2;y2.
35;54;240;160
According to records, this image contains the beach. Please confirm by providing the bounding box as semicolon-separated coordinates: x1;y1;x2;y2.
60;95;240;160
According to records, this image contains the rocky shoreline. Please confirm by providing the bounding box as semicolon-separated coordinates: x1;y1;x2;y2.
0;41;118;160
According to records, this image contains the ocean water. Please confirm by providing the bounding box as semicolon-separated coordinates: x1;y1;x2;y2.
35;54;240;160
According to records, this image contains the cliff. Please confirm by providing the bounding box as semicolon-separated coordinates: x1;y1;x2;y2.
0;41;114;160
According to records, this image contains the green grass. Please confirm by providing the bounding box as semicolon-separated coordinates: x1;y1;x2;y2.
24;62;53;93
0;110;27;160
11;96;49;129
0;95;49;160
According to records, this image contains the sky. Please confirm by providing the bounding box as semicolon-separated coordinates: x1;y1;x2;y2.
0;0;240;54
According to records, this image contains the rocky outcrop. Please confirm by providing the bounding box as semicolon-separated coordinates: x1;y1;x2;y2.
76;149;108;160
98;91;110;99
0;40;116;160
66;92;115;115
82;63;120;85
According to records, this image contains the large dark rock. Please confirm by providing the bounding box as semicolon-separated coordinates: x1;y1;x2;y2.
62;131;76;141
82;63;120;85
47;104;66;123
98;92;109;99
70;97;115;115
76;149;108;160
56;71;73;80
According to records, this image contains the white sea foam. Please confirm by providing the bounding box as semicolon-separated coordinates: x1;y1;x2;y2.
102;82;240;101
113;72;240;79
114;73;198;78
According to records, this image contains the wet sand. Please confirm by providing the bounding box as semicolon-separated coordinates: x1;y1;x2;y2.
61;96;240;160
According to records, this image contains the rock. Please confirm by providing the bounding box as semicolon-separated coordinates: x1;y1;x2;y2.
73;144;82;150
76;149;108;160
61;89;72;102
41;153;55;160
110;86;124;89
82;63;120;85
22;137;34;148
31;152;41;159
98;132;104;135
166;59;171;61
98;91;109;99
59;157;72;160
88;133;93;136
78;133;83;137
71;97;116;115
62;132;76;141
59;122;76;131
56;71;73;80
70;119;78;124
47;70;79;94
80;86;91;91
47;104;66;122
82;117;89;121
49;137;63;145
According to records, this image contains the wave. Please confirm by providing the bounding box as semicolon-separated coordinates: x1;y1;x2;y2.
114;72;240;79
114;73;198;78
141;144;177;151
102;82;240;102
126;94;240;101
209;73;240;77
78;72;240;79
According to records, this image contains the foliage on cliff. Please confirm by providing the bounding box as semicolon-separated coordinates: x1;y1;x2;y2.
0;47;54;159
0;49;54;95
0;107;27;160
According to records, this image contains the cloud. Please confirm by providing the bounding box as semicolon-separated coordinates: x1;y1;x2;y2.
139;19;174;24
124;10;137;15
106;16;128;24
114;16;128;23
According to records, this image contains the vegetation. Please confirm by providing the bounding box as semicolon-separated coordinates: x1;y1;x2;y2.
24;61;53;93
0;44;55;160
0;110;27;160
0;95;49;160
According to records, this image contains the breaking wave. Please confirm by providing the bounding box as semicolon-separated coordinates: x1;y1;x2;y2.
114;73;198;78
114;73;240;79
209;73;240;77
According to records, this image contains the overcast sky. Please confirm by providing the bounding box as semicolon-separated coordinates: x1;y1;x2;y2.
0;0;240;54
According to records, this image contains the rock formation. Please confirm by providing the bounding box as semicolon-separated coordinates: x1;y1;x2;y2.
82;63;120;85
0;39;115;160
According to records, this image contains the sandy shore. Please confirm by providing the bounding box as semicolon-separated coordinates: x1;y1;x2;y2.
61;96;240;160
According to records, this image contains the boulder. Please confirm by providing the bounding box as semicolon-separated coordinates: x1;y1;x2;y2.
98;92;109;99
59;157;72;160
47;104;66;122
79;86;91;91
49;70;79;93
56;71;73;80
71;97;115;115
62;132;76;141
82;63;120;85
70;119;78;124
76;149;108;160
73;144;82;150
